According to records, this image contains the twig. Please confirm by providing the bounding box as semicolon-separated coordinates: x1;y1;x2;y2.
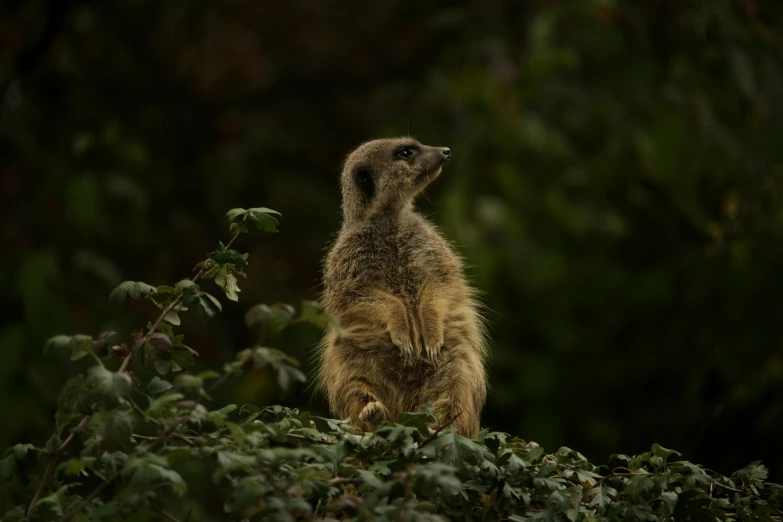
154;507;184;522
26;415;92;519
31;231;243;517
285;433;335;445
118;230;241;375
328;477;361;485
56;471;120;522
419;411;463;449
128;398;165;429
713;481;751;495
206;364;242;394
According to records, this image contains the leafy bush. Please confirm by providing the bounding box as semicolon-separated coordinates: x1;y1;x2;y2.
2;210;781;522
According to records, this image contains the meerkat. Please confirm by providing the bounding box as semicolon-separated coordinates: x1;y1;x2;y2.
316;137;488;438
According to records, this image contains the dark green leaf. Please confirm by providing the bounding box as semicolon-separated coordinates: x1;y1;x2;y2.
109;281;156;303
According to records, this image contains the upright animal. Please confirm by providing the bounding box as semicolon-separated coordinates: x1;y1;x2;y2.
316;137;488;438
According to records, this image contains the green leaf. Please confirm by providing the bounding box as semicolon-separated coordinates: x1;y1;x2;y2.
1;444;36;480
147;376;174;395
164;310;181;325
2;506;25;521
109;281;156;303
246;208;281;233
587;484;617;512
44;335;73;354
59;458;93;477
226;208;247;223
147;392;185;417
88;366;132;405
244;303;296;335
154;358;173;375
651;443;681;459
355;469;383;489
123;455;187;496
89;409;134;446
208;246;249;271
193;292;223;318
34;485;75;516
399;410;437;436
215;267;241;301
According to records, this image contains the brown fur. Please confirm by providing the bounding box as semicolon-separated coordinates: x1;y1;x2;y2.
315;137;488;438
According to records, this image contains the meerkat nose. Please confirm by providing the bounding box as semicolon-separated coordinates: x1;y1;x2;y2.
441;148;451;159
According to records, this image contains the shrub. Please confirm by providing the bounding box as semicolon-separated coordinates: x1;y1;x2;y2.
1;209;781;522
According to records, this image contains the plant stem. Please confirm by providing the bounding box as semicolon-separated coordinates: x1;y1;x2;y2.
31;230;243;516
419;411;462;449
154;507;184;522
118;230;242;374
56;471;120;522
26;414;92;519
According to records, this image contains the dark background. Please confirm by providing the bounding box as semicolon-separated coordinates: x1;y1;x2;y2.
2;0;783;479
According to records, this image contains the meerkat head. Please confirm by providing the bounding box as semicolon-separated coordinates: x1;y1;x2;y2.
340;137;451;222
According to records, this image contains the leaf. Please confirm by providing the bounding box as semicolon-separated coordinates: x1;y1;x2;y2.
123;456;187;496
355;469;383;489
503;482;523;500
1;444;36;480
208;247;249;271
34;485;74;517
147;376;174;395
109;281;156;303
193;292;222;318
89;409;135;446
651;443;681;459
215;267;241;301
576;470;600;487
587;485;617;512
164;310;181;325
154;358;173;375
226;208;247;223
217;451;257;473
147;392;185;416
247;208;281;233
400;410;437;436
59;458;92;477
148;332;172;351
89;366;132;405
244;303;296;335
734;461;769;493
2;506;25;521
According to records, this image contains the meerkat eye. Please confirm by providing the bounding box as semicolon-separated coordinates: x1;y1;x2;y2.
394;146;417;160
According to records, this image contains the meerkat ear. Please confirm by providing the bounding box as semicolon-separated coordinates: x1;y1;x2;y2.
352;165;376;200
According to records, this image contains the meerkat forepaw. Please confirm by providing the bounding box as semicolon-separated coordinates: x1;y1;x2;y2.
359;400;387;425
390;331;416;360
422;329;444;363
424;342;443;364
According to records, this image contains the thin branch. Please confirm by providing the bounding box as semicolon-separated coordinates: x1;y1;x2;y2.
154;507;184;522
27;415;92;519
56;471;120;522
118;230;241;375
206;365;241;394
285;433;335;445
32;230;244;517
713;482;747;495
419;411;463;449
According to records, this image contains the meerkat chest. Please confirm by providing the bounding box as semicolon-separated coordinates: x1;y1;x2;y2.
373;228;448;295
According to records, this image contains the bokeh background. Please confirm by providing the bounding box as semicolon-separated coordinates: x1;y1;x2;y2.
2;0;783;480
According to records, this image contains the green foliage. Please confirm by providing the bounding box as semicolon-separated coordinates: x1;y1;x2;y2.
2;209;781;522
4;0;783;483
